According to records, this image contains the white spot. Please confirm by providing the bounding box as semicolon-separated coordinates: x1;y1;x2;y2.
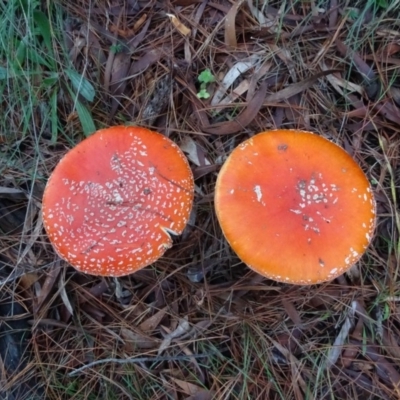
330;268;338;275
290;209;302;215
254;185;263;203
112;190;123;204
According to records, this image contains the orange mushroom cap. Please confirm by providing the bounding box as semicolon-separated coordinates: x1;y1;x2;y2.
42;126;194;277
215;129;376;285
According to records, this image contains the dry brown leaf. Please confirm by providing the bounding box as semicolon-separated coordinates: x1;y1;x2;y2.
360;342;400;388
382;327;400;362
169;377;203;395
341;313;364;368
343;93;369;118
18;272;39;290
59;273;74;316
389;87;400;106
34;263;62;314
281;298;303;329
211;55;260;106
376;101;400;126
167;14;191;36
103;9;123;95
180;137;211;166
87;28;106;63
133;13;148;31
109;15;148;37
141;74;172;125
246;61;272;100
219;79;250;106
138;307;167;333
326;301;356;368
68;35;86;64
225;0;244;47
335;39;375;80
267;44;296;81
129;48;164;75
109;53;131;96
127;18;151;51
158;317;190;355
202;79;268;135
246;0;266;24
264;69;342;103
16;207;41;267
320;61;364;96
192;165;219;180
120;328;159;350
108;52;131;119
329;0;338;28
185;390;215;400
191;0;207;38
88;280;109;298
204;71;338;135
270;338;311;397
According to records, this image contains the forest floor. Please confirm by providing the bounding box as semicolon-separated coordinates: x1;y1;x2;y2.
1;0;400;399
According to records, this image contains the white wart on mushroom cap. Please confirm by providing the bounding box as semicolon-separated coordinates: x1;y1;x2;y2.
214;129;376;285
42;126;194;277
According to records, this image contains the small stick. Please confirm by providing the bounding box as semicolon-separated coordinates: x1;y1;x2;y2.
68;352;214;376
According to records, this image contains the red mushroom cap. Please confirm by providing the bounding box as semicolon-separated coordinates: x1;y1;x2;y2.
215;129;376;285
42;126;194;277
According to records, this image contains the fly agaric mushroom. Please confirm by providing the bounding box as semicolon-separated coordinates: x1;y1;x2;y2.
215;129;376;285
42;126;194;277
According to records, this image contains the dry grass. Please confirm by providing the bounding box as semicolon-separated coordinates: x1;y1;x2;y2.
1;0;400;399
